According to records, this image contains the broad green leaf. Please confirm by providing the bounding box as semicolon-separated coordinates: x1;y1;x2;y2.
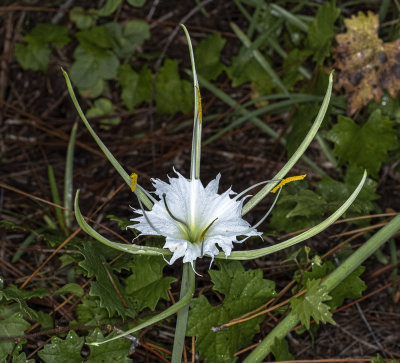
28;23;70;47
76;295;116;325
96;0;122;16
294;261;366;310
329;266;366;309
194;33;226;81
290;279;335;330
70;7;97;29
118;20;151;57
187;261;276;363
107;214;132;231
70;46;119;90
0;284;49;319
117;64;152;112
36;311;54;330
226;55;271;93
155;59;193;114
54;283;84;297
75;25;116;53
270;337;294;361
14;23;70;72
11;340;35;363
14;41;50;72
86;329;131;362
86;98;121;129
127;0;146;7
327;109;398;178
125;256;176;312
78;242;136;318
0;313;30;362
37;330;84;363
281;48;311;90
316;165;379;219
307;1;340;64
269;183;327;233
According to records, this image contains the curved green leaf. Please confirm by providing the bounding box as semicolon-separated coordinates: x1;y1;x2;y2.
62;68;152;210
219;170;366;260
74;190;169;256
242;71;333;216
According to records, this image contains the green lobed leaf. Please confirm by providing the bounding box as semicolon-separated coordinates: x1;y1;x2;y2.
0;284;50;320
14;23;70;72
187;261;276;363
70;7;97;30
28;23;70;47
127;0;146;7
96;0;123;16
120;20;150;57
117;64;152;112
155;59;193;114
86;98;121;129
103;21;150;58
327;109;398;178
86;328;132;362
125;256;176;312
37;330;84;363
76;295;117;326
307;1;340;64
194;33;226;81
316;165;379;219
0;313;30;362
281;48;311;90
269;182;327;233
78;242;136;319
70;46;119;90
54;283;84;297
12;340;35;363
270;337;294;361
295;261;366;310
107;214;132;231
226;54;271;93
75;25;116;53
290;278;335;330
14;41;50;72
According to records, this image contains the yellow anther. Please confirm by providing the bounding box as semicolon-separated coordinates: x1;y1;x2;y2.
270;174;307;193
130;173;138;192
196;86;202;124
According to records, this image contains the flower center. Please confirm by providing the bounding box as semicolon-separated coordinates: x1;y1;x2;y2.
162;193;217;244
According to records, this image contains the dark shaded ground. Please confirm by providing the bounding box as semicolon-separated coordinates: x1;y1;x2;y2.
1;1;400;362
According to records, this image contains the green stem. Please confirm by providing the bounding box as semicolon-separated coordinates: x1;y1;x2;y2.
171;263;195;362
244;214;400;362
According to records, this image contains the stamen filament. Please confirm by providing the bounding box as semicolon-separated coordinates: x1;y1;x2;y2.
234;179;282;201
200;217;218;256
162;193;188;226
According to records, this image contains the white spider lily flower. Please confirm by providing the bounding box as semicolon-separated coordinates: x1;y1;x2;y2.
129;171;263;268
